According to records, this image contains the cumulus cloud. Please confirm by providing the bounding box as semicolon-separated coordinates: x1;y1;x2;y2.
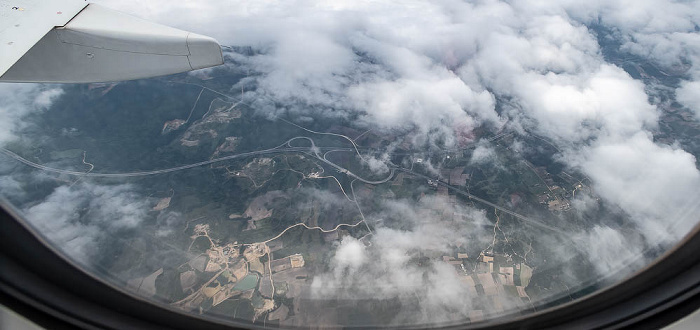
21;183;150;264
313;236;477;325
96;0;506;147
364;153;391;175
677;81;700;120
562;0;700;119
470;144;497;165
574;225;645;276
572;132;700;243
311;195;495;324
0;84;63;144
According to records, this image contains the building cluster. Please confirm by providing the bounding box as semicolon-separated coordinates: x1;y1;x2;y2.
446;252;535;321
442;253;469;266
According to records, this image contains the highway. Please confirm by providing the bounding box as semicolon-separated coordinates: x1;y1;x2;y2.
0;135;390;185
1;119;564;236
287;136;395;185
0;146;308;178
394;167;569;236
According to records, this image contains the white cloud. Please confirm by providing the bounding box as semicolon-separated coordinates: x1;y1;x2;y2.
364;153;391;175
0;84;63;145
350;76;496;139
572;132;700;244
512;65;658;142
96;0;505;146
561;0;700;121
470;144;497;165
311;196;494;324
33;88;64;109
22;183;149;264
330;236;366;275
575;225;645;276
677;81;700;120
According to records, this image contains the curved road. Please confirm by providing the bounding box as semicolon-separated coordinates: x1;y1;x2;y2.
2;128;562;235
0;135;390;185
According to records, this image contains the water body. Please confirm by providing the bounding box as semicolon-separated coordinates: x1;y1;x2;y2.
233;274;259;291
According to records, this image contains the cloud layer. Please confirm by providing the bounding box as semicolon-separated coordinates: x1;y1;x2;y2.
95;0;699;265
0;0;698;324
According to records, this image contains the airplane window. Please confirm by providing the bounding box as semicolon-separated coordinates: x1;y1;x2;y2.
1;0;699;328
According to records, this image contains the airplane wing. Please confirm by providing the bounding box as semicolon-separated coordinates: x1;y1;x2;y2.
0;0;224;83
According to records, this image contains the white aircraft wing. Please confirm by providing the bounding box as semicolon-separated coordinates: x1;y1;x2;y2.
0;0;224;83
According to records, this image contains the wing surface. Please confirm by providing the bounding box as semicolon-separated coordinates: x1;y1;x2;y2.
0;0;87;76
0;0;223;83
